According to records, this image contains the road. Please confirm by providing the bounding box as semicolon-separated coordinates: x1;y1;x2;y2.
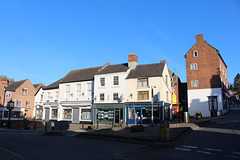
0;109;239;160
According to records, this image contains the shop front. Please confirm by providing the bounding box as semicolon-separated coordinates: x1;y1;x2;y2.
126;102;171;125
93;103;125;126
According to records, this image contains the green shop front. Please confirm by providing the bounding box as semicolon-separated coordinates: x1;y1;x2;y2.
93;103;126;126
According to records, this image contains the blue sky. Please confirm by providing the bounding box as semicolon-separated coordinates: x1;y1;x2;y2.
0;0;239;86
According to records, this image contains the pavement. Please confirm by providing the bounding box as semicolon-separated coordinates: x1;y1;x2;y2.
0;111;235;148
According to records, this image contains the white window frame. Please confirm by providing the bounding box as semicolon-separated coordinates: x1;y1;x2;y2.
190;63;198;70
100;93;104;101
191;80;199;87
5;93;11;98
100;77;105;87
76;84;81;97
113;76;119;86
171;77;175;82
17;100;22;107
26;100;31;108
193;51;198;57
87;83;92;97
47;92;51;99
55;91;58;100
22;88;28;96
66;85;70;97
137;78;148;87
113;93;119;101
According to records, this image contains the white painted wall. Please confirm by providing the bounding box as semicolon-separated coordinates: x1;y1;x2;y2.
126;63;171;103
188;88;223;117
35;88;44;105
43;88;59;103
59;81;93;102
34;88;44;119
94;71;130;103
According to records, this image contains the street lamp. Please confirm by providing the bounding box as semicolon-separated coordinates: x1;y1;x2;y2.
7;99;14;128
148;86;156;125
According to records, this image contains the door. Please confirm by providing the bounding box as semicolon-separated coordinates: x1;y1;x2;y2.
45;108;50;121
115;110;119;124
72;108;80;123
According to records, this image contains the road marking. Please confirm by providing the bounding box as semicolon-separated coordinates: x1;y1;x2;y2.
232;152;240;155
174;147;191;152
217;120;240;124
181;145;198;149
225;155;240;159
196;150;213;155
204;148;222;152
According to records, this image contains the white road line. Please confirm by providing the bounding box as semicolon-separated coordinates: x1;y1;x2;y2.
232;152;240;155
174;147;191;152
225;155;240;159
217;120;240;124
181;145;198;149
196;150;213;155
204;148;222;152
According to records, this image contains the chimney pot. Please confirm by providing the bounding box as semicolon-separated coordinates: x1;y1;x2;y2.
128;53;138;69
196;34;204;43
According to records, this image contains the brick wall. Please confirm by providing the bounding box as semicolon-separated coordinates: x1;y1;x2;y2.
5;79;36;120
185;34;227;90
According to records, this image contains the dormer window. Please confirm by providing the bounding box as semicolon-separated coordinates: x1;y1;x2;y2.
193;51;198;57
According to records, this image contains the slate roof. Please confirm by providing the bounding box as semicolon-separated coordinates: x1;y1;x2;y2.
33;83;43;88
96;63;129;75
44;79;62;90
6;79;28;91
126;62;165;79
60;66;101;84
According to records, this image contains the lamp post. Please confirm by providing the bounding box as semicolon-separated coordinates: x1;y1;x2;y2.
148;86;156;125
7;99;14;128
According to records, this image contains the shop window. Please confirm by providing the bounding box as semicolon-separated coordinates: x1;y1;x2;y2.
113;93;118;101
128;108;133;119
138;91;149;100
113;76;119;85
81;109;91;120
138;78;148;87
97;110;113;120
4;111;9;118
52;109;58;119
63;109;72;119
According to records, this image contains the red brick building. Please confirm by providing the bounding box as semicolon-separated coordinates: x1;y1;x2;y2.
185;34;229;117
1;79;36;120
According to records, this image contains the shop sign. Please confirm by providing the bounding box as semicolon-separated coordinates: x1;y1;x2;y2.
172;92;177;105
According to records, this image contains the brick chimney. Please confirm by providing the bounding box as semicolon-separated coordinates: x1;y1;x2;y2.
196;34;204;43
128;53;138;69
